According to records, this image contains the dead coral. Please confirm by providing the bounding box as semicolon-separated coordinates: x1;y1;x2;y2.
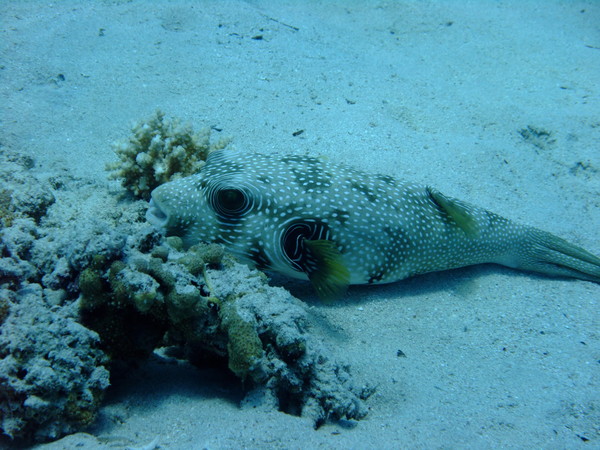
0;285;110;441
1;113;368;444
0;189;15;228
0;153;153;443
0;170;55;229
107;110;231;200
78;233;370;427
206;263;371;426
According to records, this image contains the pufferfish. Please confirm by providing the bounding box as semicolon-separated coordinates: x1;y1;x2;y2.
146;149;600;299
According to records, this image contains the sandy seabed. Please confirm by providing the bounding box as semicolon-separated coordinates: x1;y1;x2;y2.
1;1;599;448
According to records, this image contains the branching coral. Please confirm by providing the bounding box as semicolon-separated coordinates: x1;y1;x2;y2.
106;110;231;200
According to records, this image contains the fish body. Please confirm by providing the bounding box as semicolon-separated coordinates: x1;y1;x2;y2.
147;149;600;299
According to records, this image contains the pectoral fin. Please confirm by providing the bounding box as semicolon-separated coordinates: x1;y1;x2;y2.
303;239;350;301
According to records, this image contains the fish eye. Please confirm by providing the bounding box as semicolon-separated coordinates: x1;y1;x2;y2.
213;188;250;217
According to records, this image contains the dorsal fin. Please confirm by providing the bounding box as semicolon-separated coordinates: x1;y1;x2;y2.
427;188;480;238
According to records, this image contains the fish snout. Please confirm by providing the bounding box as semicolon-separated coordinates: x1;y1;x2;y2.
146;198;169;229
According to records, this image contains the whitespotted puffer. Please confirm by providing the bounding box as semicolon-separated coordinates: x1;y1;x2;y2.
146;149;600;300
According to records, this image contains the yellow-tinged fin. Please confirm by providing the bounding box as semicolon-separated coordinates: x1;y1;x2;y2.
427;188;480;238
517;228;600;283
304;239;350;301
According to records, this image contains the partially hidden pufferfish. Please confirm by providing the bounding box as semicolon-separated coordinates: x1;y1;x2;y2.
146;149;600;300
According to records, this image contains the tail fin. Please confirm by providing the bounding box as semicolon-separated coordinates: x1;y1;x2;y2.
509;228;600;283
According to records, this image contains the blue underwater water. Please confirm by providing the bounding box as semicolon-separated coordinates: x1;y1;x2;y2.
1;1;599;447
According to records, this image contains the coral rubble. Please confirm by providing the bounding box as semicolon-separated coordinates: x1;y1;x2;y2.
0;286;109;441
78;235;369;428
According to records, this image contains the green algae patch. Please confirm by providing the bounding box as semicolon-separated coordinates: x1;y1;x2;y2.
177;242;225;276
0;188;15;228
78;258;168;361
219;298;264;379
0;295;9;325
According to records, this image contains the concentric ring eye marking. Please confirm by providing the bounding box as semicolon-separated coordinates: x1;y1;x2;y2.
210;187;252;220
281;219;330;273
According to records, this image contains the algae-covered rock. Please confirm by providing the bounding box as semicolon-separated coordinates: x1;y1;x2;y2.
0;284;110;442
1;113;369;443
78;257;168;362
106;110;232;200
77;234;222;362
219;299;264;379
76;229;369;428
0;291;9;326
0;218;40;290
0;188;15;228
0;172;54;228
176;242;225;275
207;265;371;426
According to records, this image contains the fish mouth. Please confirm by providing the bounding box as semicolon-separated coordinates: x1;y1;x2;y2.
146;198;169;229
